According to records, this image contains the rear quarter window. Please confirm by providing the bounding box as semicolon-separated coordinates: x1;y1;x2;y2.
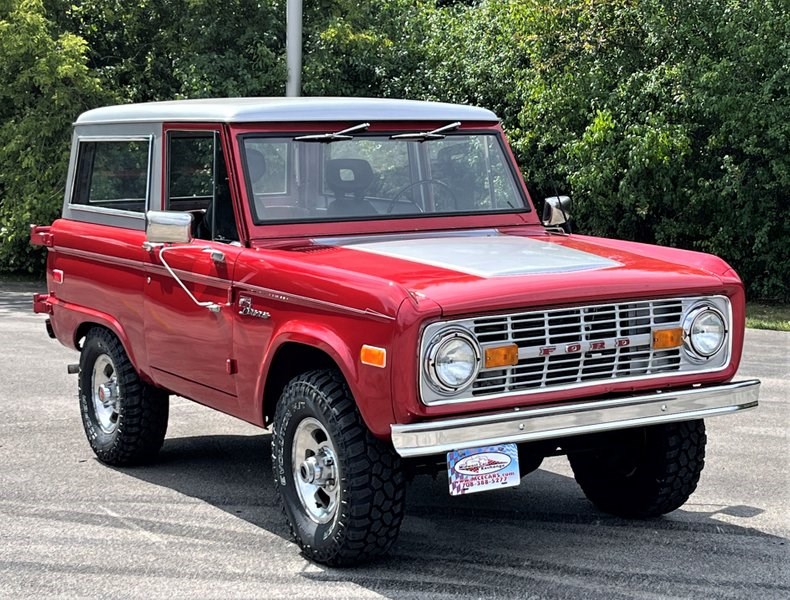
71;139;151;213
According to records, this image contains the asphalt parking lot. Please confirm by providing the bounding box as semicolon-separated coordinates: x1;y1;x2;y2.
0;282;787;599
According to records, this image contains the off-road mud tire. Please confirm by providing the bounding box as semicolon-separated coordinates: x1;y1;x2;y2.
568;420;706;518
78;327;169;466
272;369;406;566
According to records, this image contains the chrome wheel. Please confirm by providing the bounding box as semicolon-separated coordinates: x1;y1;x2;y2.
91;353;119;434
273;369;406;565
79;327;169;466
291;417;339;524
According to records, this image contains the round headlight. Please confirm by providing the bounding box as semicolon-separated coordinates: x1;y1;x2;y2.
684;306;726;359
425;329;480;393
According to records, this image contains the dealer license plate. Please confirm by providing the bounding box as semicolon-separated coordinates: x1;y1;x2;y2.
447;443;520;496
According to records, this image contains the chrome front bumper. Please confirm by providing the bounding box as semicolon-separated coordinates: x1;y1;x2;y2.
391;380;760;458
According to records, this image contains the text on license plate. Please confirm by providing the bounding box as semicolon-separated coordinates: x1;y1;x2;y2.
447;443;520;496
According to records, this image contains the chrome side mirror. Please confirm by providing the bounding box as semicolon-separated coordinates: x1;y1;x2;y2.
542;196;573;233
145;210;193;244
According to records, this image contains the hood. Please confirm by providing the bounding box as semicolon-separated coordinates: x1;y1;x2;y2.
254;228;733;317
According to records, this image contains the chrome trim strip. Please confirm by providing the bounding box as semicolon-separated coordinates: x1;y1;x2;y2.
73;136;154;142
153;264;231;288
54;246;231;289
235;282;395;322
69;205;146;219
55;246;141;270
54;245;393;320
391;379;760;457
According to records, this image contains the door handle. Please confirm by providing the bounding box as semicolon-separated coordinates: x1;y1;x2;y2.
202;247;225;263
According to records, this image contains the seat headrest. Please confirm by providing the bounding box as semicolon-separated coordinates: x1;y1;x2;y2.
246;149;267;183
325;158;374;195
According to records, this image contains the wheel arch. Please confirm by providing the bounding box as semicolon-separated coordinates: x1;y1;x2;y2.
255;312;401;432
72;317;145;378
251;319;396;438
261;339;349;427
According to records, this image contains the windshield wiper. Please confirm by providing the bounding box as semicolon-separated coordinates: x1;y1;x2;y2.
390;121;461;141
294;122;370;142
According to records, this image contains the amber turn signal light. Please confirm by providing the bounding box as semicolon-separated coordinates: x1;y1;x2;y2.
652;327;684;350
360;345;387;368
484;344;519;368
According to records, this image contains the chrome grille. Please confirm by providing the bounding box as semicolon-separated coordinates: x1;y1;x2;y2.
470;299;684;396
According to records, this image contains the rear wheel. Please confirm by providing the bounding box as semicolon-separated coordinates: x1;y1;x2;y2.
272;369;406;566
568;420;706;518
78;327;169;466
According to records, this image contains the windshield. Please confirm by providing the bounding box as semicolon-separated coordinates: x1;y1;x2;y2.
240;133;527;223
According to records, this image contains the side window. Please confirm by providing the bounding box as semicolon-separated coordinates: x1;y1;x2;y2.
72;139;150;212
167;135;215;210
166;132;238;242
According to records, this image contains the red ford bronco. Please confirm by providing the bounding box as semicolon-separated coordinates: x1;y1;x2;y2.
31;98;760;565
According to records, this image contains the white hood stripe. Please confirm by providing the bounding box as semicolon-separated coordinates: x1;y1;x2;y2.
327;232;621;278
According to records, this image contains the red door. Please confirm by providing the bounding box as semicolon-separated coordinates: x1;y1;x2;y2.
143;241;243;412
143;125;245;415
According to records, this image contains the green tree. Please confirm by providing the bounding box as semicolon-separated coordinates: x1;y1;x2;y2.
0;0;109;273
46;0;286;100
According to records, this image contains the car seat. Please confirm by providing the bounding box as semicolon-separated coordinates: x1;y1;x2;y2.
325;158;377;217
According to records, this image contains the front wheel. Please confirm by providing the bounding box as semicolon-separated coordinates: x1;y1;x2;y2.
568;420;706;518
272;369;406;566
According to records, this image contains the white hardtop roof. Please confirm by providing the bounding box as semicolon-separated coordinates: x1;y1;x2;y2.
75;97;499;125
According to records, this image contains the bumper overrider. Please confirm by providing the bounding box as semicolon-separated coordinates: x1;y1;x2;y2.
391;379;760;458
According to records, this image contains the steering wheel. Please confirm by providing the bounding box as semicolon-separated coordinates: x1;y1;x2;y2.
387;179;458;214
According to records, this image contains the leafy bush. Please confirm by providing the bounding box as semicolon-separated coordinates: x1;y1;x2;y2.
361;0;790;300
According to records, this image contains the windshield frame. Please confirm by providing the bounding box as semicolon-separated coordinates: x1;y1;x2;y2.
230;121;539;240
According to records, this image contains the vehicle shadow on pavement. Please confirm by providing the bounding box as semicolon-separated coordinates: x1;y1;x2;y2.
119;432;290;536
117;433;790;599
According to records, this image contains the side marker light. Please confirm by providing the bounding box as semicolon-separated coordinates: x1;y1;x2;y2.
360;345;387;368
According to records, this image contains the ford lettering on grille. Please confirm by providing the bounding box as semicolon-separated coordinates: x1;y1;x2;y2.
538;337;632;357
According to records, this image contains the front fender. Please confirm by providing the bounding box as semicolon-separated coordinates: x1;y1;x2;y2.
254;320;396;438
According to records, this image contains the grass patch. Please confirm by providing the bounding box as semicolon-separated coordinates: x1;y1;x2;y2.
746;302;790;332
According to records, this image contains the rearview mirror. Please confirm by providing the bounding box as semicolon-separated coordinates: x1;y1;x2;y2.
542;196;572;233
145;210;193;244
